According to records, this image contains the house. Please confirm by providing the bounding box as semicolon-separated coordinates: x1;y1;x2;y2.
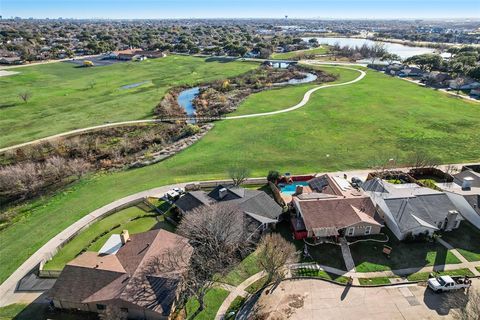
385;63;405;76
0;56;23;65
362;179;464;240
49;229;192;320
436;167;480;229
115;48;143;61
291;174;383;240
398;67;424;77
448;77;480;90
174;185;283;230
470;88;480;98
422;71;452;87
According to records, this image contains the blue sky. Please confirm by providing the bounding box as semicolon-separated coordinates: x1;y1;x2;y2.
2;0;479;19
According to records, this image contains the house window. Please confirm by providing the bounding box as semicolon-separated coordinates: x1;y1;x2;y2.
96;304;106;311
120;308;128;313
347;227;355;236
437;221;443;229
365;226;372;235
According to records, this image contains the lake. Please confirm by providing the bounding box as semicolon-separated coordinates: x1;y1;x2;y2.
302;37;435;60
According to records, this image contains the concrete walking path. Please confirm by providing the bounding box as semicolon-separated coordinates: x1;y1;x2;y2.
339;237;356;272
215;271;266;320
0;65;366;153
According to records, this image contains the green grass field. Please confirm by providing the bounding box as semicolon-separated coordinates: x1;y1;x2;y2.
1;63;480;285
270;46;329;60
43;205;174;271
0;55;257;148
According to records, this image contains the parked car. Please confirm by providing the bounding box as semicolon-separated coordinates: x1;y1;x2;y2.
428;275;472;293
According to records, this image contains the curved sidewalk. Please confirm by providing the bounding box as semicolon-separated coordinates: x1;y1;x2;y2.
0;65;366;153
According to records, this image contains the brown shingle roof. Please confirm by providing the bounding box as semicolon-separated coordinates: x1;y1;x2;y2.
297;196;380;231
50;229;192;316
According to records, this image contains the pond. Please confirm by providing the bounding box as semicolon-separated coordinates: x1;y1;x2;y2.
274;72;318;86
177;87;200;117
302;37;435;60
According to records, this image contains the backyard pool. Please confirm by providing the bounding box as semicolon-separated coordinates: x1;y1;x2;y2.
279;181;309;195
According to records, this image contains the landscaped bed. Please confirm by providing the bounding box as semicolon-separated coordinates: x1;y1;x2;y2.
440;222;480;262
43;204;173;271
349;229;461;272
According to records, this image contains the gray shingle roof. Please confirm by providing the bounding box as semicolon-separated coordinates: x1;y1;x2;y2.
175;185;282;222
384;193;458;232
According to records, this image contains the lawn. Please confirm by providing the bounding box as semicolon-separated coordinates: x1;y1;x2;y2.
270;46;329;60
2;64;480;284
350;229;461;272
185;288;229;320
43;205;174;271
294;267;350;284
0;55;257;148
406;268;475;282
245;276;268;294
222;251;262;286
358;277;392;286
440;222;480;262
276;221;346;270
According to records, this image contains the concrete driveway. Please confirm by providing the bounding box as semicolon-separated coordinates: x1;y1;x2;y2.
245;278;478;319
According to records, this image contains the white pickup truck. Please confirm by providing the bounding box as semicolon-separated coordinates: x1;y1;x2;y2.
427;275;472;293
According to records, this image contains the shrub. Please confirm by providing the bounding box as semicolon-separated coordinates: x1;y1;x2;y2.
267;170;280;183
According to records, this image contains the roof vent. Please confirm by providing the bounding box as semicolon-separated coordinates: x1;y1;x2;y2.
219;187;228;199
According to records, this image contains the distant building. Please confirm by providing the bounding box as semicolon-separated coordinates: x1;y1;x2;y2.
0;56;23;65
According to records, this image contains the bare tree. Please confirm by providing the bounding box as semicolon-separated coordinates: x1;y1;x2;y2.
166;204;251;319
99;305;127;320
257;233;299;285
228;166;250;187
406;150;440;170
18;91;32;103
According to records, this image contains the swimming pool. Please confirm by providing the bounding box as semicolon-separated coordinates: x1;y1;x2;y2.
279;181;309;195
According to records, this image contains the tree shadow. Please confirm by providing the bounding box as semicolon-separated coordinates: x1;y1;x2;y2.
340;283;351;301
423;287;468;316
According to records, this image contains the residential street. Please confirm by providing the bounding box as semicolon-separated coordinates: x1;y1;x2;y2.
240;278;480;319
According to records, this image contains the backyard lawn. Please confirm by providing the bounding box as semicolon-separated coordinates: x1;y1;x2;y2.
349;229;461;272
270;46;329;60
222;251;262;286
0;55;257;147
185;288;229;320
2;64;480;284
440;222;480;262
276;221;346;270
43;205;174;271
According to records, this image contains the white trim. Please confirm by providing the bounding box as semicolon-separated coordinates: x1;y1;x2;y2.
347;227;355;236
365;226;372;235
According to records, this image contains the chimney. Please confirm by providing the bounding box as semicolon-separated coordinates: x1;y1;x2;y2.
120;230;130;245
295;185;303;195
219;187;228;199
462;177;473;191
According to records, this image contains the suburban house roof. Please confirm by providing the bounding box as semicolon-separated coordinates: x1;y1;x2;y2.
454;170;480;188
50;229;192;316
175;185;283;222
294;174;383;236
363;178;464;233
295;197;381;236
383;194;459;232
